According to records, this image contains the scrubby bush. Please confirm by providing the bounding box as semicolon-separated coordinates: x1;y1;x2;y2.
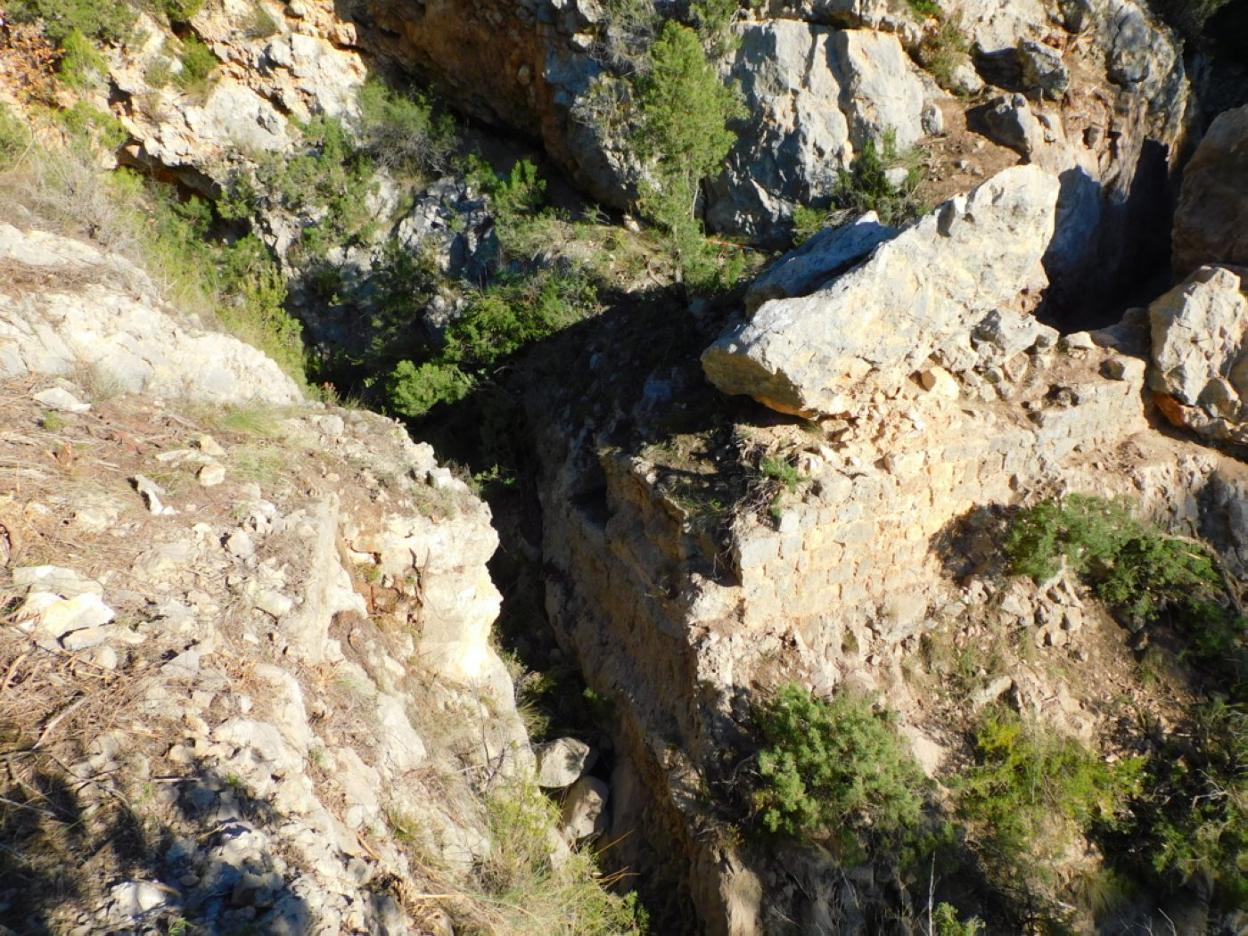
907;0;942;16
0;106;32;170
1133;700;1248;905
750;685;926;855
915;14;971;93
955;709;1143;867
1006;495;1222;625
174;34;217;93
355;79;456;178
470;777;648;934
932;903;984;936
7;0;136;45
383;267;598;419
55;101;127;150
56;28;107;87
226;115;376;260
159;0;204;23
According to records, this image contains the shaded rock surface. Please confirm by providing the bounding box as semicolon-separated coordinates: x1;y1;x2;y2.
1173;104;1248;278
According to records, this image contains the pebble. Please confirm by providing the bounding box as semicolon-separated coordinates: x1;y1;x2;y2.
34;386;91;413
198;462;226;487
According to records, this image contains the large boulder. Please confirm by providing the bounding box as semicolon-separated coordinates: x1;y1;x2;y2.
1149;265;1248;446
743;212;896;313
704;23;932;244
702;165;1060;416
1173;105;1248;278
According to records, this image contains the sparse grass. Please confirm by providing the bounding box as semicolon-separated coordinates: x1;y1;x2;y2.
915;14;972;94
0;106;32;170
55;28;106;88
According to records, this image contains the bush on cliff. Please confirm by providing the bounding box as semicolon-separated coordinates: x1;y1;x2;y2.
634;21;744;289
750;684;926;856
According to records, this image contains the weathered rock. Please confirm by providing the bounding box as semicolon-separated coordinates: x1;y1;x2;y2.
393;178;499;282
702;165;1060;415
33;386;90;413
1149;265;1248;445
535;737;595;788
1173;105;1248;277
0;225;301;405
16;591;115;638
975;93;1046;157
1017;39;1069;100
198;463;226;487
560;775;610;842
744;212;896;313
706;23;931;243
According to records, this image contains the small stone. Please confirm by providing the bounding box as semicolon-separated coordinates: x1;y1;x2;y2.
560;776;610;842
226;530;256;560
1100;358;1129;381
196;434;226;457
131;475;175;516
1061;331;1096;352
254;589;292;618
109;881;167;916
918;366;959;399
18;591;115;637
34;387;90;413
535;738;596;788
972;675;1014;710
198;463;226;487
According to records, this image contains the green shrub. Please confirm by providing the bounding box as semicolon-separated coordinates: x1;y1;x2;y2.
159;0;204;23
0;106;32;170
382;267;598;419
759;455;799;493
7;0;136;45
908;0;942;15
1005;495;1221;625
1133;700;1248;905
750;684;926;855
174;34;217;92
55;101;127;150
355;78;456;178
634;21;743;290
228;115;376;261
831;132;926;226
111;171;307;386
56;28;107;87
932;903;984;936
955;710;1143;867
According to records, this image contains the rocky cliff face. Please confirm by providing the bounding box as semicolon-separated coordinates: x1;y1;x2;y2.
0;223;536;932
3;0;1248;934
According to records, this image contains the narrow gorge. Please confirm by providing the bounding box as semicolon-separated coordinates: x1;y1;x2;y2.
1;0;1247;934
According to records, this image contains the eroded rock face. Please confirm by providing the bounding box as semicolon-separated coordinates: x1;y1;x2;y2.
1149;265;1248;446
0;223;302;404
704;22;933;243
1173;105;1248;277
702;164;1060;416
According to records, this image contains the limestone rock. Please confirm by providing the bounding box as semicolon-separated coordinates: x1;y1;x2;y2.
560;776;610;842
535;738;595;788
703;165;1060;416
745;213;896;314
0;225;301;405
33;386;90;413
975;93;1046;157
394;178;499;282
1173;105;1248;277
1148;265;1248;445
1016;39;1069;100
706;23;931;243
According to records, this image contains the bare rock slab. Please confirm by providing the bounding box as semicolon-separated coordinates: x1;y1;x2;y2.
703;165;1061;416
